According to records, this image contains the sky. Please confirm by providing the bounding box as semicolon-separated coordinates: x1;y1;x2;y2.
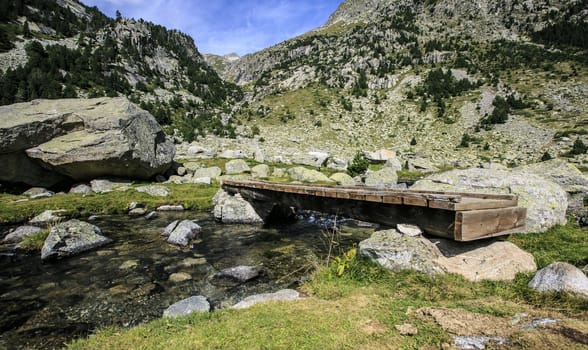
80;0;344;56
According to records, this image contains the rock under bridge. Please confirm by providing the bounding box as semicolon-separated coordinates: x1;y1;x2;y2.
222;180;527;242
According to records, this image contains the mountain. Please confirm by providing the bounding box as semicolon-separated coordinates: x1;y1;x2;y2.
212;0;587;168
0;0;242;140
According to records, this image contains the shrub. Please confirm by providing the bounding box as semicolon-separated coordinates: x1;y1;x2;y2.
410;137;417;145
347;152;369;177
541;151;553;161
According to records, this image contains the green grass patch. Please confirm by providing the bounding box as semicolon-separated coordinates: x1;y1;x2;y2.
18;229;50;251
0;183;218;225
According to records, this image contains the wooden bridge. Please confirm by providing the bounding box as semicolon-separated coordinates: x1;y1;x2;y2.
222;180;527;242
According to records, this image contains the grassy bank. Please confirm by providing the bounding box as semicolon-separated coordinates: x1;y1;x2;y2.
0;183;219;225
68;224;588;350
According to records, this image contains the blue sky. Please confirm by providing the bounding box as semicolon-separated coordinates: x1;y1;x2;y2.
80;0;344;56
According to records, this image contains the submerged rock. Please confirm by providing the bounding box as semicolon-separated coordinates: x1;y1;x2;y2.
528;262;588;298
41;220;112;260
232;289;300;309
163;220;201;247
216;266;262;282
163;296;210;317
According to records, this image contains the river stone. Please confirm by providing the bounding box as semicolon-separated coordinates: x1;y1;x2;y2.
216;266;261;282
169;272;192;283
364;167;398;188
144;211;158;220
22;187;54;199
213;190;263;224
528;262;588;297
359;229;536;281
162;220;179;236
330;172;355;186
136;185;170;197
41;219;112;260
412;167;568;233
90;179;133;193
359;229;445;276
194;166;222;179
128;208;147;216
157;205;185;212
3;226;42;243
163;296;210;317
0;97;175;184
292;151;330;169
225;159;251;175
29;210;69;227
232;289;300;309
251;164;270;178
69;184;92;195
287;166;334;183
166;220;201;246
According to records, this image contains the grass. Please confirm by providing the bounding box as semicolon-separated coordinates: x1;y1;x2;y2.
0;183;219;225
68;223;588;349
18;229;50;251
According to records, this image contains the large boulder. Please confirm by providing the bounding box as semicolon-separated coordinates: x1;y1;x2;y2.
251;164;270;178
412;167;568;233
3;226;42;244
213;190;263;224
292;151;330;169
528;262;588;298
287;167;334;183
362;149;396;163
330;172;356;186
41;220;112;260
359;229;537;281
0;98;175;186
162;220;201;247
364;167;398;188
225;159;251;175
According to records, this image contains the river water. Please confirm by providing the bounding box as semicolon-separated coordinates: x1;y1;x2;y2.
0;211;374;349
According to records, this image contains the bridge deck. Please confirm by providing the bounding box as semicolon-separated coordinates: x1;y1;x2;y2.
222;180;527;241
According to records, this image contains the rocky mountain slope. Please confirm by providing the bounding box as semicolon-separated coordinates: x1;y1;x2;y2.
208;0;587;169
0;0;242;140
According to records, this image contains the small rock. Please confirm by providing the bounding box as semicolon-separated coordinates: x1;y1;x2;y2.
128;202;144;210
397;224;422;237
128;208;147;217
232;289;300;309
384;157;403;172
362;149;396;163
169;272;192;283
395;323;418;336
90;179;132;193
23;187;54;199
364;167;398;188
177;167;187;176
144;211;158;220
219;149;248;159
454;336;506;350
216;266;261;282
330;172;355;186
225;159;251;175
272;167;287;177
69;184;92;195
136;185;170;197
3;226;42;244
163;296;210;317
157;205;184;212
193;177;212;185
326;157;348;171
119;260;139;270
528;262;588;297
29;210;69;227
287;166;334;183
213;190;263;224
521;318;558;330
194;166;222;179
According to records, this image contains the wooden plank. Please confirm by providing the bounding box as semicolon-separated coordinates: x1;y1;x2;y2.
453;198;519;211
456;207;527;241
402;195;428;207
382;194;402;204
405;188;517;201
365;194;384;203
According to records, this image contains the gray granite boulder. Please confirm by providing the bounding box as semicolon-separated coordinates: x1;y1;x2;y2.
225;159;251;175
0;98;174;186
194;166;222;179
292;151;330;169
528;262;588;298
232;289;300;309
287;166;334;183
163;296;210;317
362;149;396;163
162;220;201;247
364;167;398;188
330;172;356;186
3;226;42;244
213;190;263;224
136;185;170;197
69;184;92;195
251;164;270;178
29;210;69;227
22;187;54;199
41;220;112;260
412;167;568;233
90;179;132;193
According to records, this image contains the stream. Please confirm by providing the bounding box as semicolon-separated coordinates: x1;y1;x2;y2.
0;211;375;349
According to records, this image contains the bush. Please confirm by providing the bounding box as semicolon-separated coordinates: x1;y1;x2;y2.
569;138;587;155
410;137;417;146
347;152;369;177
541;151;553;161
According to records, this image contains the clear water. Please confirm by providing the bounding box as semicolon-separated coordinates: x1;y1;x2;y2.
0;211;374;349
